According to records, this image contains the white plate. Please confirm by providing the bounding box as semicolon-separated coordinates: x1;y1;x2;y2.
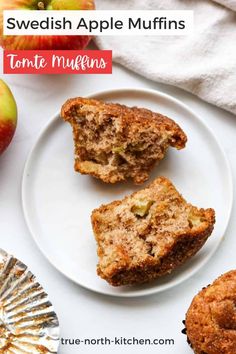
22;88;233;298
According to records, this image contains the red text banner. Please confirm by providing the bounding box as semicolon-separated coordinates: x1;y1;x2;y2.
3;50;112;74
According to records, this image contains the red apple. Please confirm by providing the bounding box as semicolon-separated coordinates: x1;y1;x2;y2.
0;79;17;155
0;0;95;50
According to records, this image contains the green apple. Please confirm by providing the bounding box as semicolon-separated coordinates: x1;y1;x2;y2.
0;80;17;155
47;0;88;10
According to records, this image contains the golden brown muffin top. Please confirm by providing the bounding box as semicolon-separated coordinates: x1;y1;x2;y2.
186;271;236;354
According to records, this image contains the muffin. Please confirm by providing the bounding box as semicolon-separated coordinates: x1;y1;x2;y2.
186;271;236;354
91;176;215;286
61;97;187;184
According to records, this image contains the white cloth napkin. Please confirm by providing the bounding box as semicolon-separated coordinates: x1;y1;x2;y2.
212;0;236;11
95;0;236;115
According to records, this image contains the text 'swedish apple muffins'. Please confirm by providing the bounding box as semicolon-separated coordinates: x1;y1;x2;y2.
91;177;215;286
61;97;187;184
185;271;236;354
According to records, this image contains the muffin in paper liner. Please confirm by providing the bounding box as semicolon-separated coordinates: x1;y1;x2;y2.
0;249;60;353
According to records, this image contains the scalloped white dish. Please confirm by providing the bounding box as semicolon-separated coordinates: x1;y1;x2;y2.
22;88;233;297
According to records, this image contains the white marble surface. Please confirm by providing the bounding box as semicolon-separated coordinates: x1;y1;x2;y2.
0;55;236;353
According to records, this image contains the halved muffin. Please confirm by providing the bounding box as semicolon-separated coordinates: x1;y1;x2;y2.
91;177;215;286
61;97;187;184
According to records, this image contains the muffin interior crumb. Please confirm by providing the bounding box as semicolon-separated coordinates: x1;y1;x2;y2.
91;177;215;286
61;98;187;184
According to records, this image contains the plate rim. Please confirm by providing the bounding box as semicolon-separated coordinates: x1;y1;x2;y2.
21;87;233;298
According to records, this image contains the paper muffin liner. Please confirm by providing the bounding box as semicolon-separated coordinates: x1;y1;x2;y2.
0;249;60;353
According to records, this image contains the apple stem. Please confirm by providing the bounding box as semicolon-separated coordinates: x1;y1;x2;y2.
38;1;45;10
